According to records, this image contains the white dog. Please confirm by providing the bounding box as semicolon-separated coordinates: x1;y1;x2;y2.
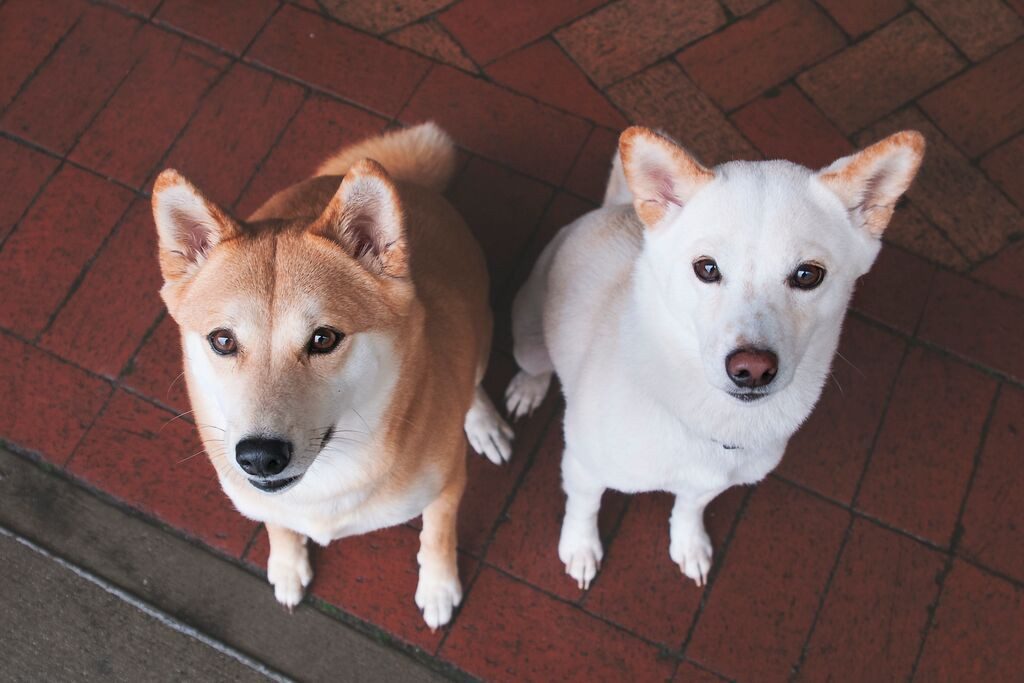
506;126;924;588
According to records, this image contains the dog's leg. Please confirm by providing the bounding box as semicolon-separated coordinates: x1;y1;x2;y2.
505;369;552;420
668;490;723;587
506;231;560;420
266;524;313;611
416;462;466;630
558;455;605;590
464;385;514;464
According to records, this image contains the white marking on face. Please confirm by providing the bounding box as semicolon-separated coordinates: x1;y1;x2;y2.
639;160;877;398
299;332;400;501
183;322;400;492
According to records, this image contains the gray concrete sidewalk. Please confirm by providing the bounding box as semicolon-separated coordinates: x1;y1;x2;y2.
2;531;272;681
0;447;456;682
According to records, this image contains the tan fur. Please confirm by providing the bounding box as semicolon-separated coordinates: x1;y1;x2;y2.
316;121;456;192
176;181;490;496
152;122;492;625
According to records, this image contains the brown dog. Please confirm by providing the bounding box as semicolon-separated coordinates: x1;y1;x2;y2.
152;123;512;629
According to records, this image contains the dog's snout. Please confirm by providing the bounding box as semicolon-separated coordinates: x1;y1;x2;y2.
235;437;292;478
726;348;778;388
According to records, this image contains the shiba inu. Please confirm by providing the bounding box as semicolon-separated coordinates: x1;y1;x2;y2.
506;126;924;589
152;123;513;629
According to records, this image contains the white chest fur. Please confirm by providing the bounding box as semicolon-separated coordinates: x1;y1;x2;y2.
562;358;788;499
222;466;440;546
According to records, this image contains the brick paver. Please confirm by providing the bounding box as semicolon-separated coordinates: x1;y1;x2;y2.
1;2;1022;681
67;390;257;556
678;0;846;111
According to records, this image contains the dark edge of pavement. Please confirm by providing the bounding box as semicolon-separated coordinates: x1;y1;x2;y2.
0;446;466;682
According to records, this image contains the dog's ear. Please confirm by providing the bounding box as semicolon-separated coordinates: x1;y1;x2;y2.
311;159;408;278
152;169;241;284
816;131;925;238
618;126;714;228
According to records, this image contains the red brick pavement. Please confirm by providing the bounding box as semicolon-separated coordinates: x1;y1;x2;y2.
1;1;1022;680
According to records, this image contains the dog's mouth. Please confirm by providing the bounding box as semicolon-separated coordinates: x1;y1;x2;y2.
729;391;770;403
248;475;302;493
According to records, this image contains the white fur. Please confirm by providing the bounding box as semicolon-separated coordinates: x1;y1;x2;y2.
266;530;312;609
508;130;922;589
414;556;463;630
602;150;632;207
464;385;514;464
185;330;438;545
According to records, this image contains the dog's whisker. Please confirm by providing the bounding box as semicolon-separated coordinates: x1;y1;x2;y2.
167;371;186;396
325;437;368;448
309;430;370;447
177;447;209;464
350;407;373;431
834;351;864;377
160;408;195;431
318;435;368;453
305;425;372;454
309;425;336;434
196;424;226;433
829;372;844;396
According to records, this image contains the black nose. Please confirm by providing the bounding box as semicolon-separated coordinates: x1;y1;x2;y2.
726;348;779;388
235;437;292;478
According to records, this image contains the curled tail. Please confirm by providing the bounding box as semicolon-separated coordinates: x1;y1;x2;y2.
316;122;457;192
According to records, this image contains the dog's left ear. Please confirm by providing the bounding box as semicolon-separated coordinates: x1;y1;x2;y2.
816;131;925;238
619;126;715;228
311;159;408;278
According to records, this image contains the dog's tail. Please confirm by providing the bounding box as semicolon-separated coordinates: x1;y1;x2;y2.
316;122;457;192
602;145;632;207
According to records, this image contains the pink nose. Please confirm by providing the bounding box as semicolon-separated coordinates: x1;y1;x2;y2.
726;348;778;388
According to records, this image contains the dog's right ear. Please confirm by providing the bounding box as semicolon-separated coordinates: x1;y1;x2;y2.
619;126;714;228
310;159;409;279
151;169;240;285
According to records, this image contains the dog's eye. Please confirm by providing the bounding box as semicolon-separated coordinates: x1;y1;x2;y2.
693;258;721;284
789;263;826;290
208;329;237;355
309;327;343;354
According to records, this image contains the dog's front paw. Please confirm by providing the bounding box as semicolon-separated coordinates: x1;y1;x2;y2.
267;546;313;611
504;370;551;420
415;568;462;631
670;527;713;587
558;524;603;590
465;390;514;465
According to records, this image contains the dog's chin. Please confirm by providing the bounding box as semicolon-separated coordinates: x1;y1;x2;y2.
248;474;302;494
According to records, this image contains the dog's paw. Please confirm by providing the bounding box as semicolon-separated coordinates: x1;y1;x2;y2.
415;570;462;631
670;527;713;587
504;370;551;420
465;391;514;465
267;547;313;611
558;525;603;590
